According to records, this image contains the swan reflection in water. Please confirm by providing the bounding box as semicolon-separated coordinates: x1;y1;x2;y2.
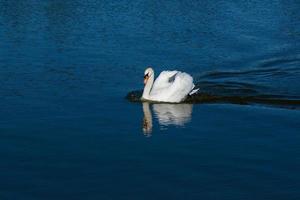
142;102;193;136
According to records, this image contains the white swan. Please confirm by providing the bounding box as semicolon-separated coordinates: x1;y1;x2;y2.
141;67;198;103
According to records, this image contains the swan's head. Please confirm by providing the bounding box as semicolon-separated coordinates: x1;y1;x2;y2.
144;67;154;85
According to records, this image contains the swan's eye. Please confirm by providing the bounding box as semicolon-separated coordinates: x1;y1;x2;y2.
144;74;149;79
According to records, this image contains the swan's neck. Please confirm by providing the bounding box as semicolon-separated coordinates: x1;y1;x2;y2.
142;74;154;100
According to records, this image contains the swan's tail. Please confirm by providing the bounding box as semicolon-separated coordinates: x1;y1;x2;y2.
189;85;199;96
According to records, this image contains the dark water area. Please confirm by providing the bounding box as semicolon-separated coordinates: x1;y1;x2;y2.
0;0;300;199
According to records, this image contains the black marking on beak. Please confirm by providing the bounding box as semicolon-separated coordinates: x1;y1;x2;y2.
144;74;149;79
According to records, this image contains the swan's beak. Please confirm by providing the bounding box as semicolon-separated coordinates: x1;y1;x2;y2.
144;74;149;85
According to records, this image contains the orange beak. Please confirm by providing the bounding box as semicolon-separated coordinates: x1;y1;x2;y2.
144;74;149;85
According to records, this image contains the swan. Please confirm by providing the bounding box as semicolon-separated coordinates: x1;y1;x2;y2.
141;67;198;103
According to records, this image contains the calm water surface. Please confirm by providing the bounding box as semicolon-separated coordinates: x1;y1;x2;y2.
0;0;300;199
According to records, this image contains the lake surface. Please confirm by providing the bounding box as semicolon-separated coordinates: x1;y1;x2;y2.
0;0;300;199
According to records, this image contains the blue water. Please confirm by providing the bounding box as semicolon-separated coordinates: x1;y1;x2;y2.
0;0;300;199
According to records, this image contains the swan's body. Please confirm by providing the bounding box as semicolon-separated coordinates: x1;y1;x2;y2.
141;68;198;103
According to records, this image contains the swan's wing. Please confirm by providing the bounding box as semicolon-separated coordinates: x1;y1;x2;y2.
164;72;195;102
150;72;195;102
151;70;179;91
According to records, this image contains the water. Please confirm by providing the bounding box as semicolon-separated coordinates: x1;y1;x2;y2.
0;0;300;199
